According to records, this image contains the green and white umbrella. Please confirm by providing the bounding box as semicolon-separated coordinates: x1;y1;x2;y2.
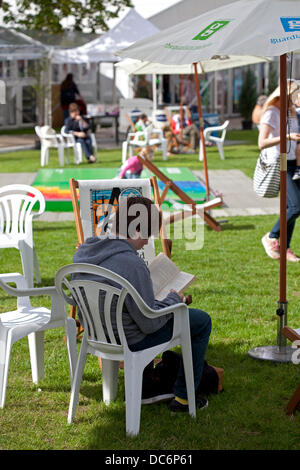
117;0;300;63
117;0;300;362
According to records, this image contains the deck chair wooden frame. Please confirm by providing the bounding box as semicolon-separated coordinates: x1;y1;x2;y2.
125;113;138;132
69;176;172;337
137;156;222;233
282;326;300;415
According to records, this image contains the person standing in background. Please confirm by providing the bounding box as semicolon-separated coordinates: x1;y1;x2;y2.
60;73;83;122
260;80;300;262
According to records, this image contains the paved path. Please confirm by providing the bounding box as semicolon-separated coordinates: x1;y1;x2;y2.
0;169;279;222
193;169;279;218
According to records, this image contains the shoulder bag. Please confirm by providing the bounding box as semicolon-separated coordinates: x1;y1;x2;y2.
253;150;280;198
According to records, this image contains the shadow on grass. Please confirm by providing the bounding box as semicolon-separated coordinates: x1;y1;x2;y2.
67;342;299;450
219;223;256;231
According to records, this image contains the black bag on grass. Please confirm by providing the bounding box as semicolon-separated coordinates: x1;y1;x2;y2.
151;350;223;396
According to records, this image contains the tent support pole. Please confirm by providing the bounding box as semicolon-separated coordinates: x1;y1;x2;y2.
193;63;210;200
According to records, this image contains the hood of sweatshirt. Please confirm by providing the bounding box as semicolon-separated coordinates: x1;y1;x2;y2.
73;236;137;266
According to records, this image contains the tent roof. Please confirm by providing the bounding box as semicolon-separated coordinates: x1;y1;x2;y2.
52;9;160;64
0;27;47;59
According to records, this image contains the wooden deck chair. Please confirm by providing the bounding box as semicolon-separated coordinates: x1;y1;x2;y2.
137;155;222;233
282;326;300;415
69;176;172;337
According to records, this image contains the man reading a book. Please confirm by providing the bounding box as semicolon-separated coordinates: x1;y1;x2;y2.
73;196;211;412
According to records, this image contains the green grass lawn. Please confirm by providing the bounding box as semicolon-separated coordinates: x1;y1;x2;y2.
0;129;299;450
0;129;260;178
0;215;299;450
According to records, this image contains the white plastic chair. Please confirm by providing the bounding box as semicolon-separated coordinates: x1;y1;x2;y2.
55;263;196;436
0;272;77;408
199;120;230;161
0;184;45;288
122;124;168;164
61;126;98;165
35;126;65;167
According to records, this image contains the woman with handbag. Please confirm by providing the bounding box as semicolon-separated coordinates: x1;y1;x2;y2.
259;79;300;262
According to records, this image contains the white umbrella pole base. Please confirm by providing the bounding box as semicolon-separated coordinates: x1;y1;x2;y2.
248;345;294;363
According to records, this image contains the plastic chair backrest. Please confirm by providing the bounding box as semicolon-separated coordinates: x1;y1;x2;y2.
218;120;230;139
0;184;45;236
35;126;42;139
143;124;153;144
55;263;157;353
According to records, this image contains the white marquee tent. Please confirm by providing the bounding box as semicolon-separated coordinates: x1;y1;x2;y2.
52;9;159;65
51;9;160;103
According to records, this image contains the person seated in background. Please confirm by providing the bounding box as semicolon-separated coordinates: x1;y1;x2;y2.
115;146;153;179
171;106;200;153
135;113;151;132
161;122;181;157
252;95;267;129
65;102;96;164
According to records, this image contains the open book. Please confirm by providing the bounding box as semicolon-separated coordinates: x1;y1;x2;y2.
148;252;196;301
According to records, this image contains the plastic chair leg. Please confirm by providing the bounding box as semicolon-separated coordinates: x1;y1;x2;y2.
33;246;41;284
217;141;225;160
162;139;168;161
28;331;44;384
65;148;71;165
0;328;11;408
101;359;119;404
68;338;88;423
58;146;64;166
41;146;48;167
65;317;77;384
122;141;128;164
180;336;196;418
19;240;34;288
199;141;204;161
124;360;143;436
75;144;83;164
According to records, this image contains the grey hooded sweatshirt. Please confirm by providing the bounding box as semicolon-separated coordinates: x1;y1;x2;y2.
73;237;180;346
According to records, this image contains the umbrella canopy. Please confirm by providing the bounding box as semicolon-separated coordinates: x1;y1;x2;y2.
117;0;300;361
117;0;300;62
116;55;270;75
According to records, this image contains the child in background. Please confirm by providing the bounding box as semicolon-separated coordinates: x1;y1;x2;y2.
115;147;153;179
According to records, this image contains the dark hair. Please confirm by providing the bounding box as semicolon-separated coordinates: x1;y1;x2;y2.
69;102;79;112
114;196;162;239
139;113;148;120
61;73;74;91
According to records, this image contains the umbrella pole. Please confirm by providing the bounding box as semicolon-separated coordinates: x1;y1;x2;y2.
248;53;293;363
277;54;288;349
193;62;210;199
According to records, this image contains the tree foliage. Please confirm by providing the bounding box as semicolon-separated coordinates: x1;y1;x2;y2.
1;0;133;33
238;67;257;121
267;61;279;96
